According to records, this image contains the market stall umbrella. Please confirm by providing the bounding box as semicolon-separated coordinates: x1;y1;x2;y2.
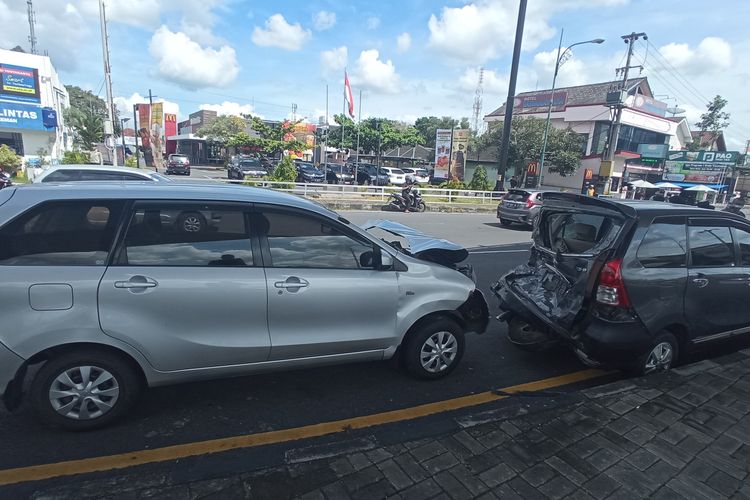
629;179;656;189
685;185;717;192
654;182;681;189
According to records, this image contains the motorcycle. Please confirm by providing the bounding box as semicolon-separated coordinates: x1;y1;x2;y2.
722;203;746;218
0;171;12;190
387;189;427;212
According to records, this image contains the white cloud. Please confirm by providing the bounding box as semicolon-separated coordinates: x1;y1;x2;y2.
179;20;225;46
313;11;336;31
252;14;311;51
397;33;412;53
366;16;380;30
457;67;508;95
533;49;587;87
659;37;732;76
352;49;400;94
200;101;258;117
321;46;348;74
149;26;239;90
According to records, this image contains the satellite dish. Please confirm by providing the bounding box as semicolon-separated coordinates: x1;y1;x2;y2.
667;107;686;115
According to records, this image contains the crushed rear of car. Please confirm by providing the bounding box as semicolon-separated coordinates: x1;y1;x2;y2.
491;193;640;367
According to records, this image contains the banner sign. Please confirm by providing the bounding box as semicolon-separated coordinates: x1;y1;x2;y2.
637;143;668;159
666;150;738;163
627;95;668;117
524;161;540;188
513;91;568;114
0;64;40;103
137;104;151;149
0;102;50;130
450;129;469;181
433;129;453;180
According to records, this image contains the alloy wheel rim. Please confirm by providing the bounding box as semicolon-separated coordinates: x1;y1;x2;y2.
420;331;458;373
644;342;673;374
183;217;201;232
49;366;120;420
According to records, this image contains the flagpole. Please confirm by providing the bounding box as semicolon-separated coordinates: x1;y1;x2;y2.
324;84;328;172
341;69;346;160
355;89;362;167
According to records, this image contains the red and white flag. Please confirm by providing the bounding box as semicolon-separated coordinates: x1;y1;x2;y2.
344;71;355;118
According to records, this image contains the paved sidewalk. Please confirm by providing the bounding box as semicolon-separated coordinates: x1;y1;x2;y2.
28;350;750;499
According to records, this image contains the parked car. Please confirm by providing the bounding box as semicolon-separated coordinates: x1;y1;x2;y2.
497;189;544;227
326;164;355;184
34;165;170;183
0;182;488;429
295;162;325;183
165;154;190;175
381;167;407;185
356;163;391;186
0;171;12;189
401;167;430;185
492;193;750;375
228;158;267;180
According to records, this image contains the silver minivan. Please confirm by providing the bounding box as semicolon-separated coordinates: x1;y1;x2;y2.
0;183;488;429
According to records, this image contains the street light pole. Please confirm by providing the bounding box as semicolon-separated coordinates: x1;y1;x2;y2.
538;34;604;188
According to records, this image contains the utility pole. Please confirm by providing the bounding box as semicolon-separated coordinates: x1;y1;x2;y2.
27;1;38;54
602;31;647;192
98;0;117;166
324;85;328;171
133;104;140;168
497;0;527;191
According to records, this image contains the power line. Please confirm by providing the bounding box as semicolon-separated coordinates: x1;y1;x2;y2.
633;49;707;107
645;40;711;104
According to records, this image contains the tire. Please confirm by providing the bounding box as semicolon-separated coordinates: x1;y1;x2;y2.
500;218;512;227
417;201;427;212
364;178;372;186
630;332;679;376
30;349;142;430
177;211;206;233
402;318;465;380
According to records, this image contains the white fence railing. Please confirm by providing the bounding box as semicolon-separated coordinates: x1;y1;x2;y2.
195;178;504;204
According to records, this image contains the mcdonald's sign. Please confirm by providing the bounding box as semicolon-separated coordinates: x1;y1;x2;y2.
527;161;540;175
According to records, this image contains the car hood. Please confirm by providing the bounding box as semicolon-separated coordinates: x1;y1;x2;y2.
361;219;469;264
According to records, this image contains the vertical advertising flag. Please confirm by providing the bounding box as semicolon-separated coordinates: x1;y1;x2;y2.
164;113;177;155
434;129;453;180
150;102;164;169
450;129;470;181
137;104;151;149
344;71;354;118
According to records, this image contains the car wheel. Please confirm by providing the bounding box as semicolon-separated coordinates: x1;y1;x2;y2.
186;169;191;176
500;218;512;227
631;332;679;376
402;318;465;379
30;349;142;430
365;178;372;186
177;211;206;233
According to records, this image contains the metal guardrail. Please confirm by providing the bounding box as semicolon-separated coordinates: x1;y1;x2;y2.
200;178;504;204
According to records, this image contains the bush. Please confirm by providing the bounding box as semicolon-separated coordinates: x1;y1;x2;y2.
124;155;138;168
439;179;467;190
269;156;298;183
0;144;21;172
62;150;90;164
468;165;492;191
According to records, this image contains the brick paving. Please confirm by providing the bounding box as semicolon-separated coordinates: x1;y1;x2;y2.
27;350;750;499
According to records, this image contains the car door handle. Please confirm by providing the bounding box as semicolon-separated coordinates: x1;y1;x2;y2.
274;277;309;290
115;277;159;289
692;278;709;288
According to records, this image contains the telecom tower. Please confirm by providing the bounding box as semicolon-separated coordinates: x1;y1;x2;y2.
27;0;38;54
472;67;484;134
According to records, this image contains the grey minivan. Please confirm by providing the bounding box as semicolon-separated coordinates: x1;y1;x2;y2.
0;183;488;429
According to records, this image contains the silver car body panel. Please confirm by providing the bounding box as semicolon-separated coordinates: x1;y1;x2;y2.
0;183;477;391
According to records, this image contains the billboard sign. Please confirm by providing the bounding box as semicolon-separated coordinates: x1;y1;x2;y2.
637;143;668;159
0;102;49;130
450;129;470;181
513;91;568;114
666;150;738;163
663;150;739;183
433;129;453;180
0;64;41;103
137;104;151;149
627;95;668;117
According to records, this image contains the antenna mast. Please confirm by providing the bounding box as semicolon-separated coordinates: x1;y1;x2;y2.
472;67;484;134
27;0;38;54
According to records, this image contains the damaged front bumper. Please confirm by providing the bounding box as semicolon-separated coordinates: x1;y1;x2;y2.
458;289;490;335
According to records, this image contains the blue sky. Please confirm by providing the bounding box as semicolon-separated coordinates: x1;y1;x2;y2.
2;0;750;148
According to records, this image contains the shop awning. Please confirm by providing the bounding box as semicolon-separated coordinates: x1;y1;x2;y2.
671;182;728;190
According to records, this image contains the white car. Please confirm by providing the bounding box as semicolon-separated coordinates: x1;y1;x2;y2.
382;167;407;185
34;165;170;183
401;167;430;184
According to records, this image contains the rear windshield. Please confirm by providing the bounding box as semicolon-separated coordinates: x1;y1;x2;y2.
391;169;405;175
539;212;621;254
505;191;530;202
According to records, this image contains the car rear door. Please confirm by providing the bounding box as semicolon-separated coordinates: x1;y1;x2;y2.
684;217;750;341
497;194;634;333
98;201;271;371
255;206;399;360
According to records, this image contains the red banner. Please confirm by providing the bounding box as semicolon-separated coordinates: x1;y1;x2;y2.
137;104;150;149
164;113;177;155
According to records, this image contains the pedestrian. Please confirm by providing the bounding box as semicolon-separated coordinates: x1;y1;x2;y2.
587;184;595;197
510;176;518;189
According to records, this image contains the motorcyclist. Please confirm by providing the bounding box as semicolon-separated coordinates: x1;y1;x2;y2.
723;196;747;218
399;177;415;212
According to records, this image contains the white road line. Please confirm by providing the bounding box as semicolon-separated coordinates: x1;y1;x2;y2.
470;249;530;254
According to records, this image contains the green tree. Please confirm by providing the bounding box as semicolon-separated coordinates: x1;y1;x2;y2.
65;85;121;136
468;165;492;191
269;156;298;183
227;117;308;155
65;107;104;148
690;95;730;151
328;115;423;154
196;115;247;146
0;144;21;172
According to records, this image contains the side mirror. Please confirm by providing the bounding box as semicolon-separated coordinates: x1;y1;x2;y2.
359;250;375;268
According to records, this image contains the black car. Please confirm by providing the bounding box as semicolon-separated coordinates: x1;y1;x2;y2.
492;193;750;375
227;159;267;180
166;154;191;175
0;171;11;189
296;162;325;183
326;164;355;184
356;163;390;185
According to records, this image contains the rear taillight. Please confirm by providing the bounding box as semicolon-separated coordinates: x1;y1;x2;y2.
526;198;536;209
596;259;630;307
185;161;190;166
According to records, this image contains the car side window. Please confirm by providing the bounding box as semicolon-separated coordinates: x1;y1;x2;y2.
0;200;124;265
260;211;375;269
731;226;750;266
636;217;687;268
42;170;82;182
688;220;734;267
118;205;253;267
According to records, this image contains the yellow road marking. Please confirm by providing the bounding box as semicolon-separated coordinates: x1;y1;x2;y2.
0;368;608;487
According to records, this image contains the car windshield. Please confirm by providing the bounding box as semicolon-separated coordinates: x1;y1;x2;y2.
240;161;261;168
301;164;320;173
390;169;405;175
504;191;531;202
